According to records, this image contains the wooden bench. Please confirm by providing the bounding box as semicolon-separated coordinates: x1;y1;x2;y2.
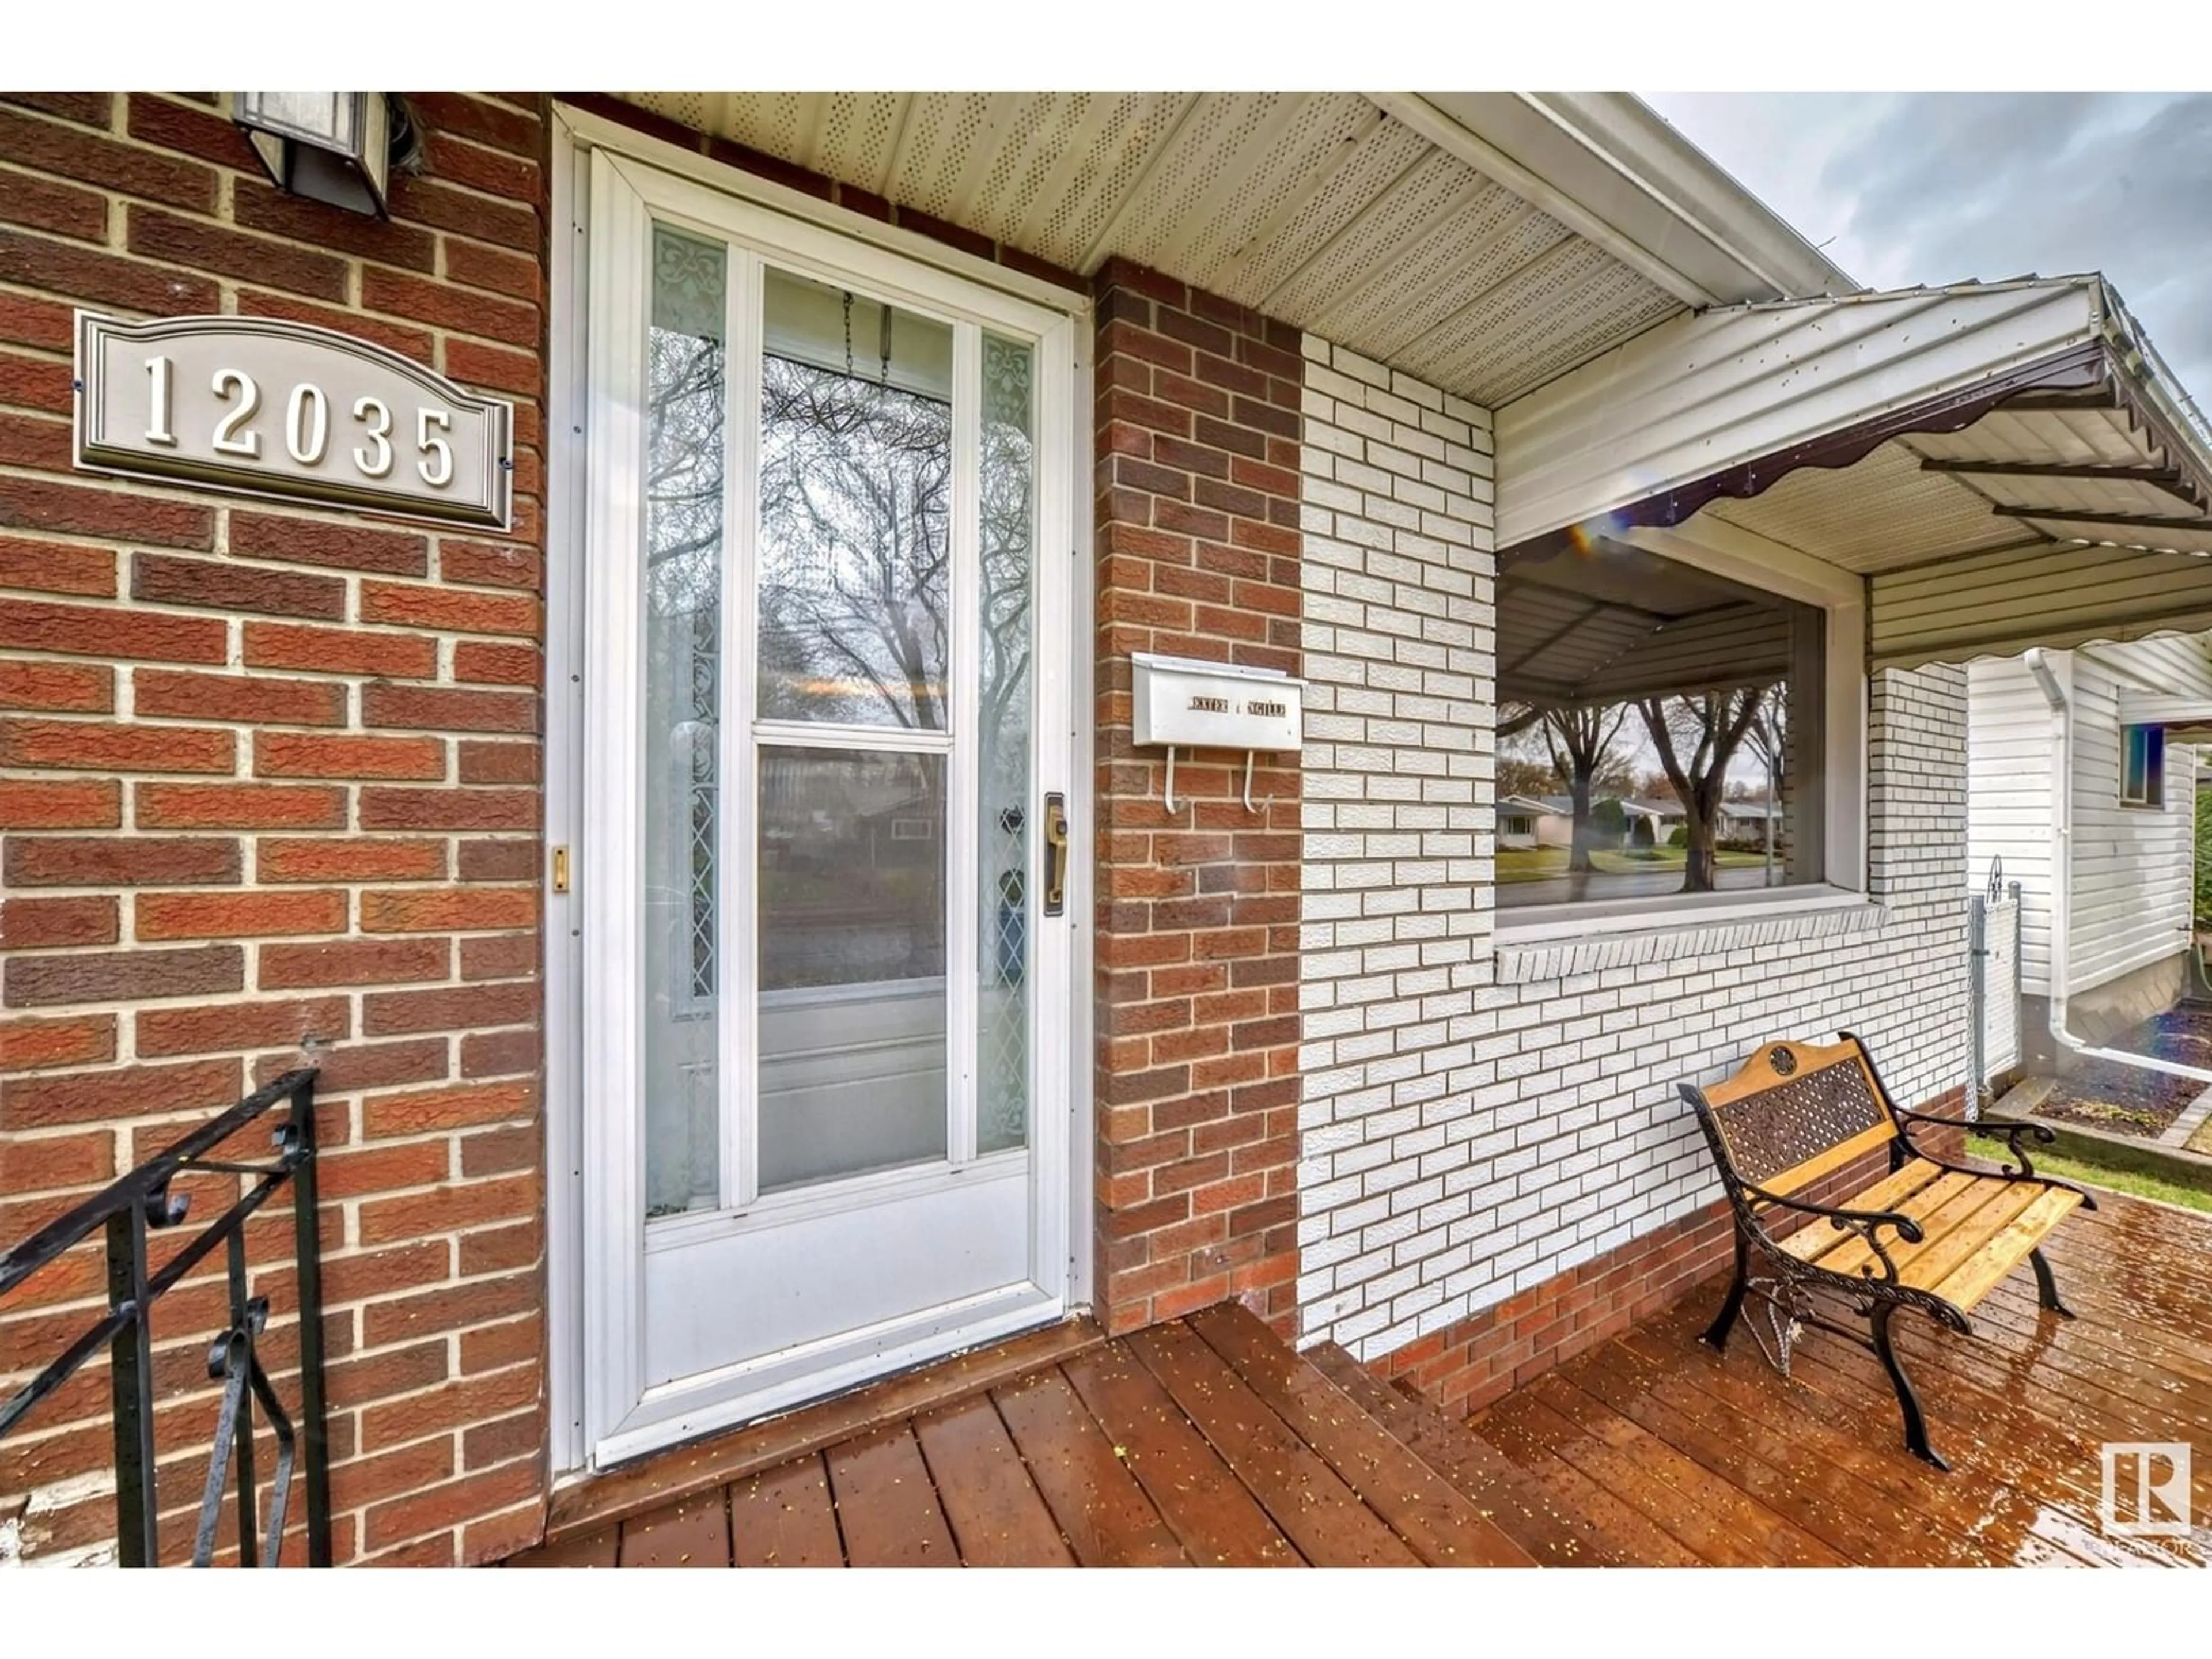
1678;1032;2095;1469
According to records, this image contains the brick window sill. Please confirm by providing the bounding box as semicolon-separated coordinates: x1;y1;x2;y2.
1492;887;1887;983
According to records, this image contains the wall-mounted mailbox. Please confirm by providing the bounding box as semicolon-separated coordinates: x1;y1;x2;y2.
1130;652;1304;815
1132;653;1304;751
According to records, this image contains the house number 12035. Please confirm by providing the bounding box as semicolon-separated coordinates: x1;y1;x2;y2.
75;312;514;531
145;357;456;487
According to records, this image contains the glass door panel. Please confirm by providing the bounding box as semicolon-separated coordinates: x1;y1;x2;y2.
756;748;947;1191
748;266;960;1197
635;238;1048;1220
978;332;1035;1157
642;225;727;1221
755;267;954;730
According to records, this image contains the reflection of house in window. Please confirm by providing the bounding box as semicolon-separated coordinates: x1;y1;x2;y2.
1497;535;1821;909
757;749;946;991
1620;798;1684;847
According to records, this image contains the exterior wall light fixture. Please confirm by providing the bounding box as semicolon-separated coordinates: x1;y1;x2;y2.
232;93;416;218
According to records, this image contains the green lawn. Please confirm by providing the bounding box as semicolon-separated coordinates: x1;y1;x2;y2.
1497;847;1569;882
1495;845;1771;883
1967;1133;2212;1215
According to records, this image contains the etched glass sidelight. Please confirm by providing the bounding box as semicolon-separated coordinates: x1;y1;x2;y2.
642;225;727;1221
978;333;1035;1157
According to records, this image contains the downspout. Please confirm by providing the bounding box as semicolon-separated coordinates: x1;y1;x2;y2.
2024;647;2212;1085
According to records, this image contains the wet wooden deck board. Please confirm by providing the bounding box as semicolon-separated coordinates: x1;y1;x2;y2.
504;1191;2212;1568
1462;1190;2212;1567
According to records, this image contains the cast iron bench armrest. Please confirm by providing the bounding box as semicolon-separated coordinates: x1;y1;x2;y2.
1889;1105;2063;1182
1888;1105;2096;1205
1740;1181;1925;1280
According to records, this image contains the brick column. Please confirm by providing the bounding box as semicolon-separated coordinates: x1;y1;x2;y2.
0;92;548;1566
1090;258;1304;1335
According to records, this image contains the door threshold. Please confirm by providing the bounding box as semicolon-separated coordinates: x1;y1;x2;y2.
544;1312;1102;1543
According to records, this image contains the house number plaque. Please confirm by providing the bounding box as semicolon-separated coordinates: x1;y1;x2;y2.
74;312;514;530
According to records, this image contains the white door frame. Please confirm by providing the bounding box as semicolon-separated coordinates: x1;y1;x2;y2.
544;104;1096;1478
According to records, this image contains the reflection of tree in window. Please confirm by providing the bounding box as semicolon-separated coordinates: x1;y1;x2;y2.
978;335;1034;831
1635;688;1766;893
756;351;950;997
752;344;1033;747
756;359;951;729
1494;534;1819;906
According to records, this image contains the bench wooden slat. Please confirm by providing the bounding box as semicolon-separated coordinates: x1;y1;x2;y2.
1812;1171;1983;1281
1773;1158;1949;1263
1765;1118;1899;1198
1920;1187;2084;1313
1893;1181;2046;1295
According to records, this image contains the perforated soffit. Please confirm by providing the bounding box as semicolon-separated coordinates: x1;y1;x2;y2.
612;91;1687;408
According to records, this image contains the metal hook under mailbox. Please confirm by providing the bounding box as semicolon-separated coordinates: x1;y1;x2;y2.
1160;747;1262;817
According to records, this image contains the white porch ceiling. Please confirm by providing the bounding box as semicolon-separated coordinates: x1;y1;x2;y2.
1704;442;2044;575
613;92;1709;407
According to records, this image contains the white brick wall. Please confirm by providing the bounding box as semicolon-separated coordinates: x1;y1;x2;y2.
1296;332;1972;1361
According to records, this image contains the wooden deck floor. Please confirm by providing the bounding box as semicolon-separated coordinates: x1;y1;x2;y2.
507;1190;2210;1567
1464;1189;2212;1566
509;1302;1539;1567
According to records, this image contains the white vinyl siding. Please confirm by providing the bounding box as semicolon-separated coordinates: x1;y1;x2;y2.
1968;639;2204;999
2067;645;2199;997
2101;631;2212;701
1965;655;2059;994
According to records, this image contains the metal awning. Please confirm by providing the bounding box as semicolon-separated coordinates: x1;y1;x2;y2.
1494;276;2212;676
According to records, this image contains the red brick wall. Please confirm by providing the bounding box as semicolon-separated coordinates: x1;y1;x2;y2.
1369;1092;1971;1415
0;93;549;1566
1090;259;1305;1336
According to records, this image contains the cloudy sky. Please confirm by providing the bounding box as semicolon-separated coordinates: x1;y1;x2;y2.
1639;93;2212;404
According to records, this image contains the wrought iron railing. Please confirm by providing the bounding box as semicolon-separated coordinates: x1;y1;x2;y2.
0;1069;330;1566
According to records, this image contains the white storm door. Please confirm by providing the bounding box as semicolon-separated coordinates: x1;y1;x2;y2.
580;151;1074;1467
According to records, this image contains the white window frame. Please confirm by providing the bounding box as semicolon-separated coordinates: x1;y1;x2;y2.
1495;514;1869;941
2119;722;2166;809
543;102;1097;1479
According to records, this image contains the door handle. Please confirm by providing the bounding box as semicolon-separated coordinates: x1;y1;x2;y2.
1043;792;1069;917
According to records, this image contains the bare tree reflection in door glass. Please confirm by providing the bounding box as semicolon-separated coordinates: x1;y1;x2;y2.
753;272;956;1190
